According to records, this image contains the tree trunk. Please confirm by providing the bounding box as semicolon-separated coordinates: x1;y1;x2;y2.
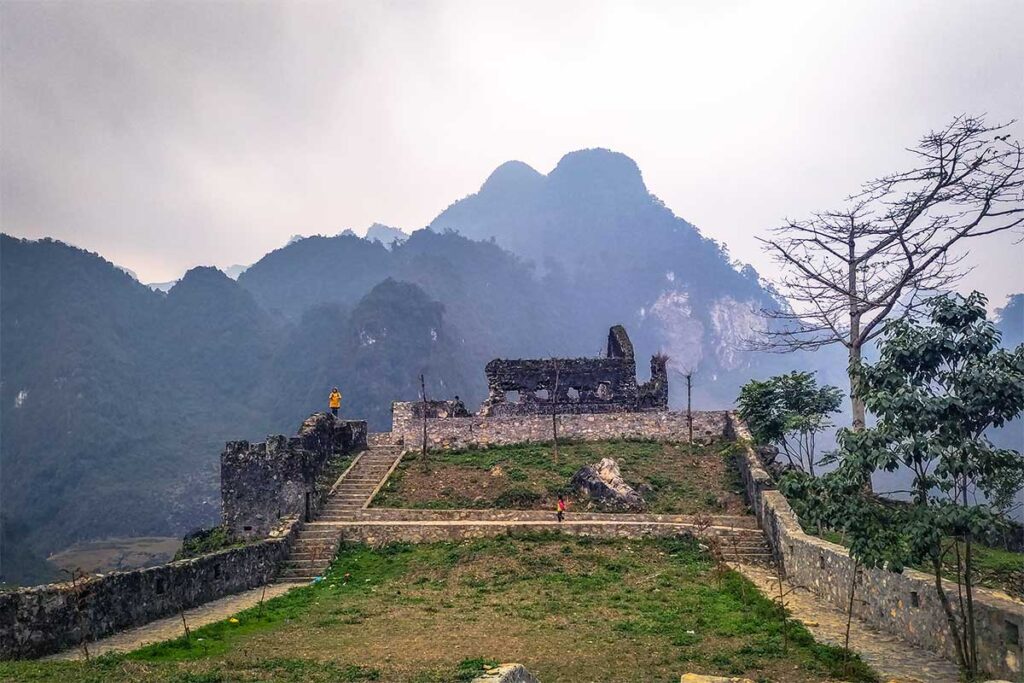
847;243;866;432
932;554;970;674
963;486;978;676
848;333;866;431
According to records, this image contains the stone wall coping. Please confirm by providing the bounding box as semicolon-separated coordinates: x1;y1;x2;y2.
728;411;1023;679
10;517;299;600
761;488;1024;610
328;449;367;497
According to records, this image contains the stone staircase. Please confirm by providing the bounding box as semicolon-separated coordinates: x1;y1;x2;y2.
711;528;774;565
277;440;403;582
277;431;774;582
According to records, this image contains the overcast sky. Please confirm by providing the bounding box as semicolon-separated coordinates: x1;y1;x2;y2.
2;0;1022;305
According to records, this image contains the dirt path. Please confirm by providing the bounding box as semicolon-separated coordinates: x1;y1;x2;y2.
46;583;297;661
734;563;962;683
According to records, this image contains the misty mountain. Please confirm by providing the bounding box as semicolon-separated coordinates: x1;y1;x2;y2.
433;148;838;402
364;223;408;247
0;238;471;584
2;148;830;586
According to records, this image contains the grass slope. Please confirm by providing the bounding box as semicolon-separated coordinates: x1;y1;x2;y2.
1;535;876;683
373;440;749;515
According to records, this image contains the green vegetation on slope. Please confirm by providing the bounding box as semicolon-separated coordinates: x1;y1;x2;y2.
0;535;876;683
373;439;749;515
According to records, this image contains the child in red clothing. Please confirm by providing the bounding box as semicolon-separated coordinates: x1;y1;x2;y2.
556;495;567;522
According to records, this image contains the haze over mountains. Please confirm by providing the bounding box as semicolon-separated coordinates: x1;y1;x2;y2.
1;148;1017;585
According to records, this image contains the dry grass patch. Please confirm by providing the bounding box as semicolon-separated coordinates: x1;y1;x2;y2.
373;439;749;515
1;535;877;683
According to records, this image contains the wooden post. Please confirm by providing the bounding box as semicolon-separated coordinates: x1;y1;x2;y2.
420;373;428;470
551;360;560;461
686;373;693;444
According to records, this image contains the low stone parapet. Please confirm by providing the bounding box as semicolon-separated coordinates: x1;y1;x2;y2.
391;407;729;450
351;507;760;529
0;518;298;660
334;518;762;546
727;412;1024;681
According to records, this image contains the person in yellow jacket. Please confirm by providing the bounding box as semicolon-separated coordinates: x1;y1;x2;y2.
329;387;342;417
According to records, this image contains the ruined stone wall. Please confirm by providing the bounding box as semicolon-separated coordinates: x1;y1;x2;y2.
727;413;1024;680
480;325;668;416
0;519;297;660
222;415;367;538
391;405;728;449
1;413;369;661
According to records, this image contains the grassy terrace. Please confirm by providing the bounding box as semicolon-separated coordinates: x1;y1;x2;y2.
372;440;749;515
1;535;877;683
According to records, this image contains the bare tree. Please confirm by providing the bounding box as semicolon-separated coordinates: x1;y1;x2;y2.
759;115;1024;429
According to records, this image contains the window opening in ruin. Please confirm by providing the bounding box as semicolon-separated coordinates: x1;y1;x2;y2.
214;564;222;579
910;591;920;607
535;389;549;400
507;390;520;403
243;525;252;532
819;554;825;569
567;387;580;401
1006;620;1021;646
155;578;166;595
596;382;611;400
304;492;313;522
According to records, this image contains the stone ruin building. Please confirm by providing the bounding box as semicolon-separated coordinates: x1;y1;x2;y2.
480;325;668;416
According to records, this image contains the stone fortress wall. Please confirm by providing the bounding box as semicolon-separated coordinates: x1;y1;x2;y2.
480;325;668;416
2;314;1020;680
0;413;367;660
223;414;367;538
727;413;1023;681
391;403;727;449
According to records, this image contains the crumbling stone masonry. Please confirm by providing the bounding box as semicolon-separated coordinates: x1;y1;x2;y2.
0;518;298;660
0;412;368;660
222;414;367;539
728;413;1024;681
480;325;668;416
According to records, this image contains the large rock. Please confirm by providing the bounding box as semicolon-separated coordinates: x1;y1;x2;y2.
472;664;540;683
570;457;646;511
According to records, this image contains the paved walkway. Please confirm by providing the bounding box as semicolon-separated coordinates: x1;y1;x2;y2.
734;563;962;683
46;583;296;661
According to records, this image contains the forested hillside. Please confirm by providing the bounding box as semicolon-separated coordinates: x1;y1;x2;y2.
1;149;833;585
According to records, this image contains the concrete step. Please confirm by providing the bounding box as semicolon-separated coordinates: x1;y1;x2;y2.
283;558;332;568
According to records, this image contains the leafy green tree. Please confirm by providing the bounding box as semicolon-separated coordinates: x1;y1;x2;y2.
737;371;842;476
822;292;1024;679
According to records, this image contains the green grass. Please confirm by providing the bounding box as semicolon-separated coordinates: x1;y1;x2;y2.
373;439;749;515
174;526;247;561
0;535;877;683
